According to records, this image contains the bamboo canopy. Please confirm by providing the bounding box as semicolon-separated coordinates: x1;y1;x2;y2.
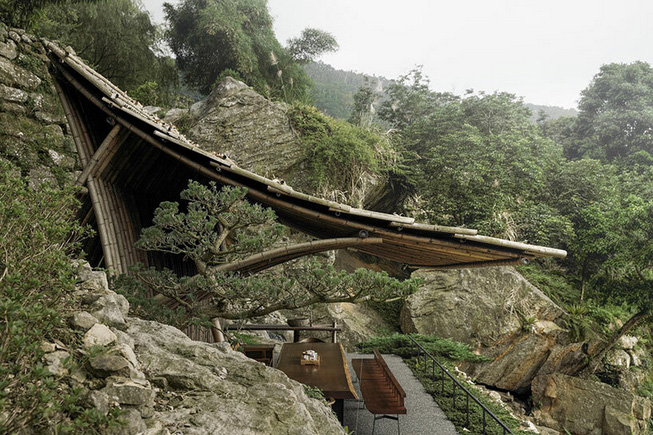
45;41;567;276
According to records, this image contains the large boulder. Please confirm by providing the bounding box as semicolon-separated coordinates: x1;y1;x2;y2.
181;77;309;188
532;373;651;434
400;267;593;393
401;267;564;346
129;318;345;434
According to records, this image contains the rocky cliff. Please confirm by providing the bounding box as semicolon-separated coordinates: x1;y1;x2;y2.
50;262;345;434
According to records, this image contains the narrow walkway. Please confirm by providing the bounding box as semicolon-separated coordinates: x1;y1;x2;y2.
343;353;459;435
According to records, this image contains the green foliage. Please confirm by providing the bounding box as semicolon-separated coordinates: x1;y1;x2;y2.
517;263;579;306
378;68;563;235
286;28;338;64
365;299;403;332
164;0;311;100
288;104;392;195
408;358;529;435
303;62;392;120
0;161;119;432
36;0;178;98
0;0;95;28
126;180;419;324
574;62;653;162
356;334;489;364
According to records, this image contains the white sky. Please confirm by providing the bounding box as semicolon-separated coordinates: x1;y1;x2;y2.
142;0;653;109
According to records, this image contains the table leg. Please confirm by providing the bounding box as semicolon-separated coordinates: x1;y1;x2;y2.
332;398;344;424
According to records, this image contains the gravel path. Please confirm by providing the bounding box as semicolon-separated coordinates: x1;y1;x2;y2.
343;353;459;435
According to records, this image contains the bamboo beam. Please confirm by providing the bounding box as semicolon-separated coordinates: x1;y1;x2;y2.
212;237;383;275
76;124;123;186
389;221;478;236
454;234;567;258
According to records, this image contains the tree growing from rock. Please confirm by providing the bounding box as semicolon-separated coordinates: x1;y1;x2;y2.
132;180;418;324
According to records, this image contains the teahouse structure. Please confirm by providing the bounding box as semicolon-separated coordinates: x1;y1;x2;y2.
45;40;566;280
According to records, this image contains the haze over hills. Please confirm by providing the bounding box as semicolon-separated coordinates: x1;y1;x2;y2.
305;62;578;122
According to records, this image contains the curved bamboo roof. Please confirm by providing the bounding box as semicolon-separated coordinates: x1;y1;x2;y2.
44;40;566;276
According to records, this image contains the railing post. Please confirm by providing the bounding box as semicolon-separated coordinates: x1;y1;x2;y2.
483;409;486;434
409;335;513;435
452;381;456;408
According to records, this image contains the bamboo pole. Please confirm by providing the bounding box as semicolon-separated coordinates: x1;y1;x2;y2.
212;237;383;275
106;182;129;273
389;221;478;236
454;234;567;258
53;77;116;270
73;105;121;274
76;124;122;186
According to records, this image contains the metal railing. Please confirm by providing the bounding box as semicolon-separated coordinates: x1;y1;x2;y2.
407;335;513;434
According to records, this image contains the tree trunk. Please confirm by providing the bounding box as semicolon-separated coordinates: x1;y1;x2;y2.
581;307;650;376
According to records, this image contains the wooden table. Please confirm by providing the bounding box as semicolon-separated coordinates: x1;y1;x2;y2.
276;343;358;423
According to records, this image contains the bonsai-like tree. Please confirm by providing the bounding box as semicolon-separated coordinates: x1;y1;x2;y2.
133;180;418;323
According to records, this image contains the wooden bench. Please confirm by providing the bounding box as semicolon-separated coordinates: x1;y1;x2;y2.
351;349;407;434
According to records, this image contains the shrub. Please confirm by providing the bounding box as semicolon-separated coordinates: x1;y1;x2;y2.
0;161;116;432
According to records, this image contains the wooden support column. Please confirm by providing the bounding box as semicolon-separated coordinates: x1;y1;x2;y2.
76;124;123;186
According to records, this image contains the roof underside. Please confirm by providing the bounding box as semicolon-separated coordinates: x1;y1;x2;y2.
45;41;566;275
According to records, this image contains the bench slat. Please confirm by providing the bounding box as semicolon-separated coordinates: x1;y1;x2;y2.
352;352;407;415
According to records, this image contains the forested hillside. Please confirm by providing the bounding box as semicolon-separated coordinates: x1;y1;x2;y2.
0;0;652;433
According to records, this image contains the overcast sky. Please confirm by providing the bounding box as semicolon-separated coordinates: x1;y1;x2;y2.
142;0;653;109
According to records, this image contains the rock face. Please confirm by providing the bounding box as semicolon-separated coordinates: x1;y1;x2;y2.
130;319;343;434
45;262;345;434
532;373;651;434
401;267;564;346
180;77;308;186
400;267;592;393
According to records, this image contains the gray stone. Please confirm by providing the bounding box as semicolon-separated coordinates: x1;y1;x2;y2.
103;376;155;406
401;267;584;393
186;77;310;189
401;267;564;345
113;343;139;368
43;123;64;138
28;166;55;189
44;350;70;376
86;390;110;415
73;260;94;282
71;311;99;330
47;149;75;168
114;329;135;348
79;270;109;292
0;84;27;102
83;323;117;348
619;335;639;350
90;354;131;376
90;292;129;327
0;38;17;60
532;373;651;434
8;31;20;43
127;317;345;434
35;110;65;125
161;107;187;124
0;57;41;90
105;408;146;435
606;349;631;368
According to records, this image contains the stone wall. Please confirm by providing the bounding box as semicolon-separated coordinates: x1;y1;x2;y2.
0;24;77;185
